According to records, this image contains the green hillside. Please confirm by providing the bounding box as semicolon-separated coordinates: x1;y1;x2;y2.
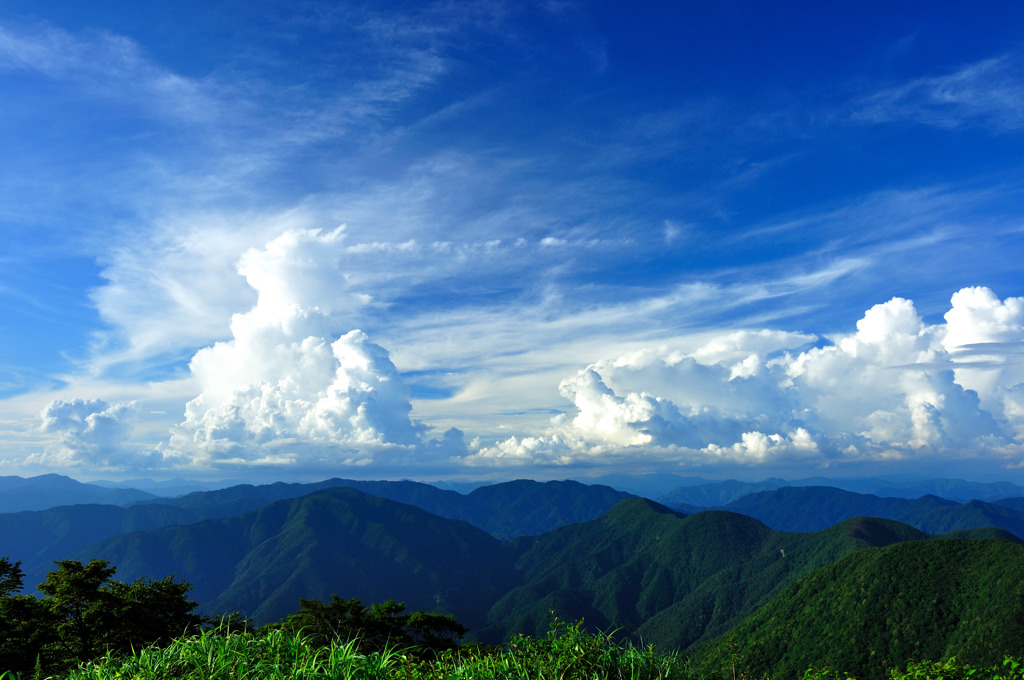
477;499;930;649
690;538;1024;680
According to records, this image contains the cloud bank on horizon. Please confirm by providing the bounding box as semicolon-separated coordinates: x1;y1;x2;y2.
3;2;1024;480
35;226;1024;478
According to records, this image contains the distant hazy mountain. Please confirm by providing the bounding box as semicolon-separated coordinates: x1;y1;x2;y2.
0;474;156;512
870;478;1024;502
88;477;241;497
716;486;1024;539
658;477;1024;507
691;538;1024;679
462;479;635;538
657;478;791;506
994;497;1024;513
61;487;518;626
576;473;704;498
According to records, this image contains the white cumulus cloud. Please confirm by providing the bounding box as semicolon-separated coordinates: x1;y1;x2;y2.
162;227;424;468
468;288;1024;471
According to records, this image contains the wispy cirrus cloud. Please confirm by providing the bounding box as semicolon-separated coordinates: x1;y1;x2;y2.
853;54;1024;131
0;24;223;125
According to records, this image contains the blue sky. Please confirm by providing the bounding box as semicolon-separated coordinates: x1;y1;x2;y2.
3;1;1024;483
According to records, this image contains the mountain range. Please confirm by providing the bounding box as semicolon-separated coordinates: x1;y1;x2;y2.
703;486;1024;539
656;477;1024;506
6;478;633;579
475;501;1015;650
2;473;1023;678
3;471;1022;514
28;488;1017;649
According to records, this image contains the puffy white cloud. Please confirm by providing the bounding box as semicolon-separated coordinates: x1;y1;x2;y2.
163;228;424;468
236;226;370;321
941;286;1024;405
703;428;818;462
557;368;704;448
38;398;139;468
469;288;1024;470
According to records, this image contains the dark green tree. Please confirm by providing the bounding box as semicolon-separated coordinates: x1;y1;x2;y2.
406;610;468;650
0;557;202;676
0;556;23;596
104;575;201;651
37;559;119;663
0;558;52;676
278;595;466;655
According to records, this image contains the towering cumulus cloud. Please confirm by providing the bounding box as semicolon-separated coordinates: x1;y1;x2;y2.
470;289;1024;469
164;228;423;468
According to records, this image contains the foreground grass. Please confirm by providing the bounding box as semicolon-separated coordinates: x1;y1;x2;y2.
43;620;685;680
10;621;1024;680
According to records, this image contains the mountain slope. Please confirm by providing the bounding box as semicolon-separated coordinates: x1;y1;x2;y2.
691;538;1024;679
477;499;930;649
464;479;635;538
62;487;517;626
994;496;1024;513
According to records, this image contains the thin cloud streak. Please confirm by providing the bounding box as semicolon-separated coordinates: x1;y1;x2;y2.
854;55;1024;131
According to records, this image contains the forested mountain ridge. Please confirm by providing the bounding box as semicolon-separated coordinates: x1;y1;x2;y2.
690;537;1024;680
475;499;998;649
0;503;198;572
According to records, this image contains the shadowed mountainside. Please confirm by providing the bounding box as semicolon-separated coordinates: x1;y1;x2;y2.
59;487;518;627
